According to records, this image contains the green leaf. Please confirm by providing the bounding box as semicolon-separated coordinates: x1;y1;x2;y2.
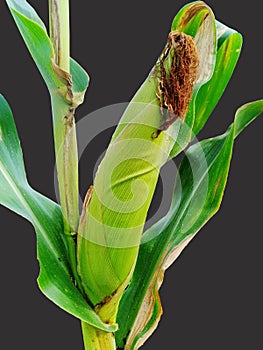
6;0;46;29
71;58;89;96
116;100;263;349
0;95;116;332
193;21;243;135
6;0;89;99
6;0;59;90
234;100;263;137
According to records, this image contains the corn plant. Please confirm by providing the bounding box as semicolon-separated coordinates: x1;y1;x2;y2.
1;0;262;349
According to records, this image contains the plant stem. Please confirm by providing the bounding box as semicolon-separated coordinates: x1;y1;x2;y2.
48;0;79;232
81;322;116;350
48;1;80;280
51;93;80;279
49;2;117;348
48;0;70;73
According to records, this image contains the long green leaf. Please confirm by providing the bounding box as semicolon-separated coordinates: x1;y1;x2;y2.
0;95;116;332
116;100;263;349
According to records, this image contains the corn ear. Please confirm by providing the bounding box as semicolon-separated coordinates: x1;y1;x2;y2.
77;1;216;320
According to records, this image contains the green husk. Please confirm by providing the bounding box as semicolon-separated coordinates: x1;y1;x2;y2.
76;1;216;323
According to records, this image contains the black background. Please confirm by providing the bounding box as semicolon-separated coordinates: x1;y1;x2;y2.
0;1;262;349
